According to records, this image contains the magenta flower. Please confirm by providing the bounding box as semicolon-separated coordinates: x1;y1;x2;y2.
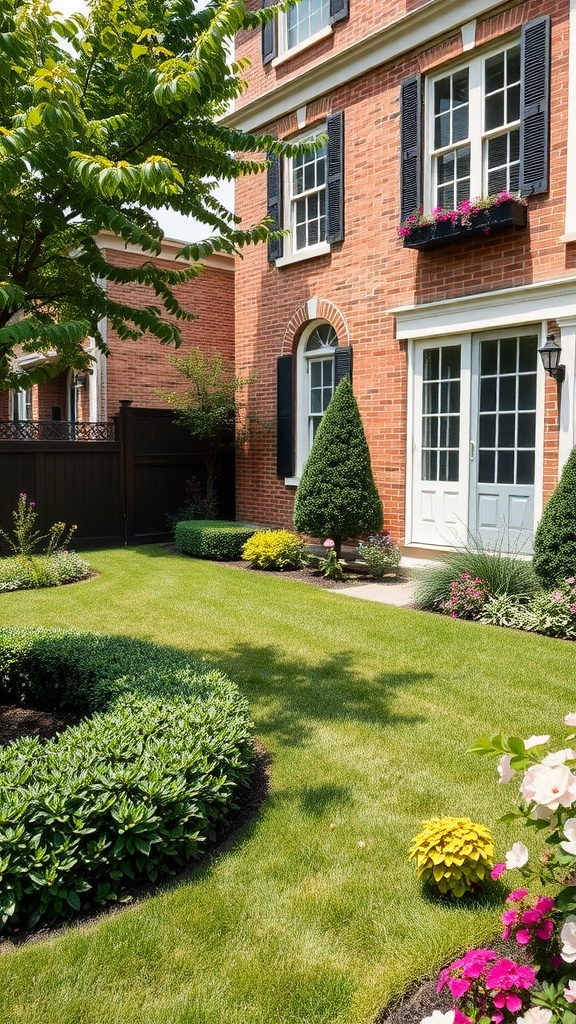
491;863;506;879
515;929;532;946
507;889;529;901
449;978;470;999
536;919;554;940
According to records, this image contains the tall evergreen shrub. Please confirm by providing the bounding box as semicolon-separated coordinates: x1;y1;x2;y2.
293;377;383;555
533;447;576;586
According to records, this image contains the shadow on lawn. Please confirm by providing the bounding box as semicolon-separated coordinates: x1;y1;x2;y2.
191;641;429;749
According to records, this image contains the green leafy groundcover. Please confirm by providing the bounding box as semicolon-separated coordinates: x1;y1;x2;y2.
0;628;255;931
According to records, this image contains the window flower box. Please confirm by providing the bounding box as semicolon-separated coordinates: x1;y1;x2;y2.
398;195;528;251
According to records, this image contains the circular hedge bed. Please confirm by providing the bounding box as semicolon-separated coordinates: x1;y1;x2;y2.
0;627;255;931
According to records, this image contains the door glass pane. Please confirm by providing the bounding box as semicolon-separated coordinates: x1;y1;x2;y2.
498;413;515;448
478;336;537;488
497;450;515;484
500;338;517;374
420;346;460;483
478;449;496;483
517;450;535;485
499;375;516;410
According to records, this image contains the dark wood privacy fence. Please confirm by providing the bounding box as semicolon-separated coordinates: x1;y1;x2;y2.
0;404;234;547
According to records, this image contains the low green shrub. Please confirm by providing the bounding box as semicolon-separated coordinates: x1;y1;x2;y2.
0;628;255;930
533;446;576;587
0;551;90;593
241;530;305;570
357;532;401;579
413;547;540;610
175;520;257;560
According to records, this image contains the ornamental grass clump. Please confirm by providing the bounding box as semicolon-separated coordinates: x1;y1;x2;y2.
408;817;494;898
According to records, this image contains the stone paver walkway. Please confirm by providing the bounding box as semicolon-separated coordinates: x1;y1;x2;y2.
337;578;416;606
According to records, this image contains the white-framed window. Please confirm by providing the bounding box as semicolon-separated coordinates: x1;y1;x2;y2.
285;0;330;50
425;41;521;213
13;388;32;422
284;129;328;257
296;321;339;473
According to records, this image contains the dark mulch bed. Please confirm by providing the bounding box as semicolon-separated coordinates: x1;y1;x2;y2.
375;974;454;1024
0;710;271;947
0;704;79;746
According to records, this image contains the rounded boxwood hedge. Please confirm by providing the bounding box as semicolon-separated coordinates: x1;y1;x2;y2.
175;520;258;560
0;628;255;931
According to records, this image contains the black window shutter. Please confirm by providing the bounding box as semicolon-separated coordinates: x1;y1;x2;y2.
267;152;283;262
326;111;344;244
261;0;276;65
519;16;550;196
277;355;294;477
334;346;353;386
330;0;349;25
400;74;422;222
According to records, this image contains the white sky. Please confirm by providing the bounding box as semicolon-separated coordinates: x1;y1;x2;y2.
51;0;235;243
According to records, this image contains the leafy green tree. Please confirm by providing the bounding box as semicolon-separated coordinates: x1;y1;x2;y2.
0;0;307;389
533;447;576;586
158;349;259;511
293;377;383;557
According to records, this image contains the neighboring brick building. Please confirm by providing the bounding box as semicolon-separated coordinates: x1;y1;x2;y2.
0;233;234;431
228;0;576;554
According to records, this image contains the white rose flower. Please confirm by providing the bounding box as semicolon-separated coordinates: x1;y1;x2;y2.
565;713;576;727
516;1009;552;1024
561;818;576;856
561;915;576;963
524;734;551;749
420;1012;455;1024
498;753;516;784
520;763;576;811
542;748;576;767
505;841;529;869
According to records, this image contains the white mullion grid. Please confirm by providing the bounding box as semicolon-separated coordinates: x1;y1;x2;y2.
290;145;326;251
425;42;517;214
481;46;521;195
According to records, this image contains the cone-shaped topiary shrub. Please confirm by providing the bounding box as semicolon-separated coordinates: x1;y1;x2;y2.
533;446;576;587
293;377;383;556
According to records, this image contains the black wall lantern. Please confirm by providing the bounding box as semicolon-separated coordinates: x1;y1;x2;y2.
538;333;566;383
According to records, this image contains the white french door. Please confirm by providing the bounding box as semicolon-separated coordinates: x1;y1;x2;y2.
410;330;542;552
468;330;540;553
412;337;471;548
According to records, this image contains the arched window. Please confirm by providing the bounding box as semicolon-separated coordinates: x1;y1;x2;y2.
296;320;339;473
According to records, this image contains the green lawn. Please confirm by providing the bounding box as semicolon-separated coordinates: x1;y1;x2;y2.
0;547;575;1024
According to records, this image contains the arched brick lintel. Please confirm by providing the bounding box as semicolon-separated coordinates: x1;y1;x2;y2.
280;298;350;355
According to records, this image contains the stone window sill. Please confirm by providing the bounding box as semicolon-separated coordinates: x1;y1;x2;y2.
271;26;333;68
275;242;331;268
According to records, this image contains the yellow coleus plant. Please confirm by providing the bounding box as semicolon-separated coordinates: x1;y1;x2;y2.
241;530;305;571
408;816;494;898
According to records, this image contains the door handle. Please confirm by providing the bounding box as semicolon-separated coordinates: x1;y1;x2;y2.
470;441;476;461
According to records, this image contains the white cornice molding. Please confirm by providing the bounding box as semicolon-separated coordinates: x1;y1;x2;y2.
96;231;234;273
223;0;505;132
390;277;576;339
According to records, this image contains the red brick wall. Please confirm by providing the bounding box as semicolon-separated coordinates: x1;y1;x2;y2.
96;248;234;415
237;0;435;112
234;0;570;543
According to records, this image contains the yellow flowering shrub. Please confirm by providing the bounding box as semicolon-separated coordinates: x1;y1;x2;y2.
408;816;494;898
241;530;306;571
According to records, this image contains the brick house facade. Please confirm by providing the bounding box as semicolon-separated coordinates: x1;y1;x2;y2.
0;234;234;430
229;0;576;554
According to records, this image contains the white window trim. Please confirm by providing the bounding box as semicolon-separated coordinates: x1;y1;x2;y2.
280;124;329;263
423;37;521;215
294;320;338;478
276;242;331;268
271;24;333;67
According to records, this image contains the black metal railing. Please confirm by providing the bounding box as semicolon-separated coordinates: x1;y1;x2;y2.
0;420;116;441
